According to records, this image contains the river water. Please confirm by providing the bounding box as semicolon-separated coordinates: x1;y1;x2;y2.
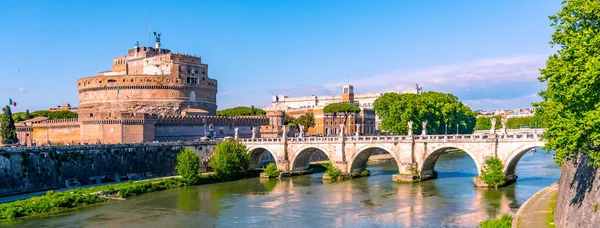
2;149;560;228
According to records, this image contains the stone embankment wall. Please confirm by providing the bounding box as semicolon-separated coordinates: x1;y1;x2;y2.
0;142;216;197
555;153;600;228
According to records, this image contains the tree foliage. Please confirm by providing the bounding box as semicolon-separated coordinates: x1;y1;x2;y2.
175;148;202;185
264;163;280;178
323;102;360;126
294;113;316;133
475;116;503;131
47;110;78;119
373;92;476;135
480;157;505;188
31;110;50;118
7;110;78;122
535;0;600;166
1;105;18;144
208;140;251;181
475;116;548;130
284;114;297;127
216;106;266;117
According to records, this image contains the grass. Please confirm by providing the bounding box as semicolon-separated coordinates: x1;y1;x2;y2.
547;192;557;228
0;175;223;220
479;214;512;228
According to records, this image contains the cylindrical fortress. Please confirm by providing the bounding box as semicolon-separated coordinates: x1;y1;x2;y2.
78;75;217;117
77;44;218;118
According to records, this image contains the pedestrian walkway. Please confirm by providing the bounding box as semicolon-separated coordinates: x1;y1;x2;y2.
513;182;558;228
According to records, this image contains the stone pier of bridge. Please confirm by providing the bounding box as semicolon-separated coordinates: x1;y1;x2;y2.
240;128;544;185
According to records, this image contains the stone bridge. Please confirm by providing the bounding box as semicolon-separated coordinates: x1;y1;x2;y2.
239;130;544;183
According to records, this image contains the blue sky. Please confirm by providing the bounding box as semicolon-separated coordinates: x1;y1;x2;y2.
0;0;560;112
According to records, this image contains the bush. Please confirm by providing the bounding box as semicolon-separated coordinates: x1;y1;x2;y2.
323;162;341;180
264;163;280;178
359;169;370;177
208;140;251;181
175;148;202;185
480;157;505;187
479;214;512;228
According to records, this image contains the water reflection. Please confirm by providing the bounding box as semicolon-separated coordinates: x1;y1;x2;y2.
3;150;559;228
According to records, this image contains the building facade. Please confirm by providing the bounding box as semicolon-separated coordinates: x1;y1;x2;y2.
268;85;408;136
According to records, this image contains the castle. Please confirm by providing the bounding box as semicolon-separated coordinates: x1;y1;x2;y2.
3;37;268;146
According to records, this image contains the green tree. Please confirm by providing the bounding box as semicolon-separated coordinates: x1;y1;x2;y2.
216;106;266;116
47;110;78;119
263;163;279;178
10;112;27;122
373;92;476;135
475;116;503;130
208;140;251;181
294;113;316;134
323;102;360;135
175;148;202;185
535;0;600;166
480;157;505;188
1;105;18;144
284;114;297;127
30;110;50;118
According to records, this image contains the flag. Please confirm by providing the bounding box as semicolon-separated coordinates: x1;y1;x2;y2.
275;95;279;102
8;98;16;107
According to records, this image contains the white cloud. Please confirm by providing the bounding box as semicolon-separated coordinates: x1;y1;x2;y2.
463;93;542;110
218;55;548;111
322;54;547;110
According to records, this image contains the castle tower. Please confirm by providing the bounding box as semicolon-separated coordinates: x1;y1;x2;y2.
266;110;285;127
342;85;354;102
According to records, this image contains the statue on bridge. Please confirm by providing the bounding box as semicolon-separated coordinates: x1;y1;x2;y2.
356;124;361;137
234;127;239;140
298;125;305;138
251;127;256;139
490;118;497;134
203;118;208;137
501;117;507;135
282;125;287;139
339;124;345;137
408;121;413;136
421;121;428;136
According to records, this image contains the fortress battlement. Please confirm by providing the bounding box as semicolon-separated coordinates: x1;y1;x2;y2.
156;115;268;126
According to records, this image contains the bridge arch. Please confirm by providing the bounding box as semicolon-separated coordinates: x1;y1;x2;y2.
349;146;399;174
247;147;277;169
291;146;333;171
420;146;482;179
502;142;545;178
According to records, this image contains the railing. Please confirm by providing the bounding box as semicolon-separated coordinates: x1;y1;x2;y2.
239;131;544;144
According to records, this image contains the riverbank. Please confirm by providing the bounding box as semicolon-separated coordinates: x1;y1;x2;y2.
0;171;252;220
513;182;558;228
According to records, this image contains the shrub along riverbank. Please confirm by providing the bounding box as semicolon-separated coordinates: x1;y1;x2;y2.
0;176;222;220
0;140;256;220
